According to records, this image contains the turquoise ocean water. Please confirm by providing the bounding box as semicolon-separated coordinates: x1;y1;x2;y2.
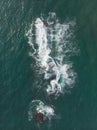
0;0;97;130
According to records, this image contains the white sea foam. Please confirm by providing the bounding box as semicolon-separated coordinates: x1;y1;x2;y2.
35;18;51;68
28;100;55;121
26;13;77;98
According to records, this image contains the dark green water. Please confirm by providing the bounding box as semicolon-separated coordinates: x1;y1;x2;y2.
0;0;97;130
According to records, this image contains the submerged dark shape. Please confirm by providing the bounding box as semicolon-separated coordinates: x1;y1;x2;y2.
47;61;57;80
49;73;56;80
34;111;44;122
43;21;48;27
43;20;55;28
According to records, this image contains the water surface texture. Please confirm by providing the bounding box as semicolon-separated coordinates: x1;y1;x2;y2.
0;0;97;130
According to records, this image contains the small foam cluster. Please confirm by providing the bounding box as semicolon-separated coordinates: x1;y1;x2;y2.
28;100;55;122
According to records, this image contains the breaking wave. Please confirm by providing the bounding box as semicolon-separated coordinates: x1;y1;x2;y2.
26;13;77;97
26;12;78;123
